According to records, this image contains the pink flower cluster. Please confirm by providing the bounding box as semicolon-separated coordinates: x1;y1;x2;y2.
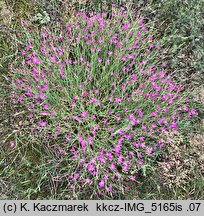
12;5;197;197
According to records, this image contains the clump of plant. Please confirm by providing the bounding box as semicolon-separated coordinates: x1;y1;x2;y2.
10;3;197;198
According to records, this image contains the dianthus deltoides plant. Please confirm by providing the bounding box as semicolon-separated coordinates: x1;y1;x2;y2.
10;4;197;198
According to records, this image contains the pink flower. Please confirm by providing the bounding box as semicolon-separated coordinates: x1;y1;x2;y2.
142;125;147;130
99;180;105;188
98;155;106;164
115;98;122;103
122;23;130;30
146;147;152;155
130;74;137;80
82;90;88;97
42;84;49;92
132;141;139;147
103;118;108;124
122;56;126;62
129;151;134;157
116;114;121;121
138;109;143;118
28;114;33;119
91;130;96;135
25;45;32;51
81;140;87;147
59;149;64;153
80;56;84;62
90;98;97;103
74;173;79;179
41;111;48;116
140;142;146;148
170;122;178;129
116;155;123;164
152;124;157;129
191;109;197;115
115;145;121;153
81;111;88;119
156;105;161;110
67;26;72;31
122;67;126;72
85;178;91;184
32;56;42;64
9;141;15;148
56;126;61;131
122;163;128;172
92;115;96;120
110;163;115;170
87;77;92;81
39;91;46;100
38;121;47;127
73;59;78;64
60;71;65;78
130;176;136;181
66;59;72;64
93;126;99;131
163;107;168;113
70;100;76;107
18;96;24;101
98;58;102;63
87;137;93;146
87;164;94;172
50;110;55;115
106;185;112;192
32;67;38;74
151;111;157;117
